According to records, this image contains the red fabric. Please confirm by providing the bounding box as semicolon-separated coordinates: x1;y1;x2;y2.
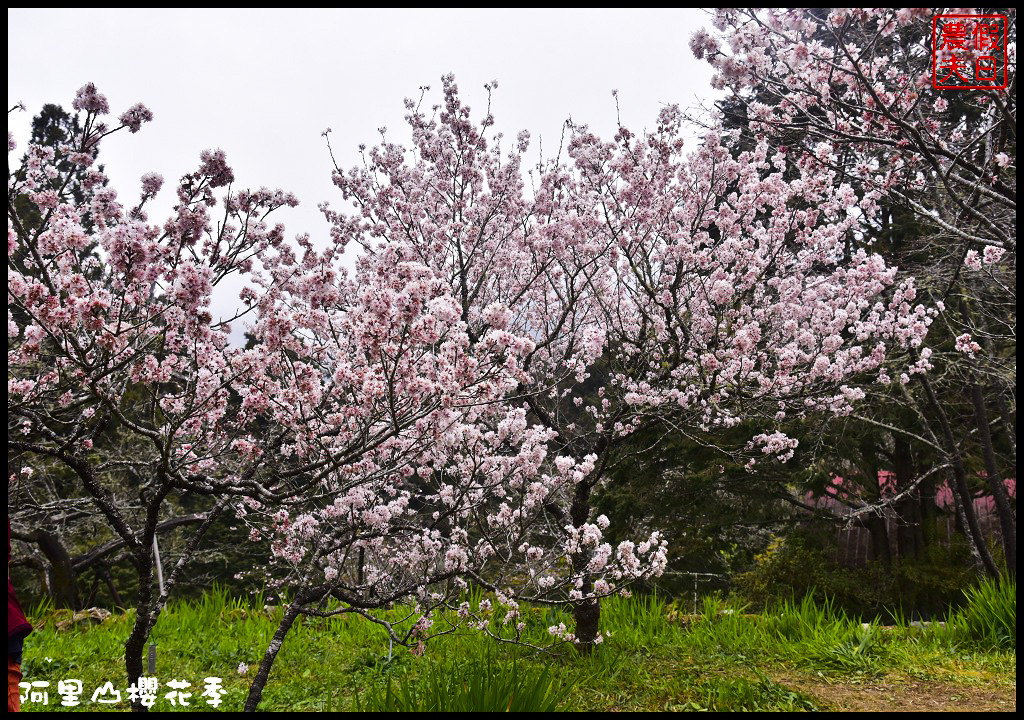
8;521;31;641
8;656;22;712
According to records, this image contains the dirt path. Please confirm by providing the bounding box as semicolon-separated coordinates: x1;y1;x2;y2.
776;675;1016;712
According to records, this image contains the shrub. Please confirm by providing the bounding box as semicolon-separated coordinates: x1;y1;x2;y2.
732;529;977;620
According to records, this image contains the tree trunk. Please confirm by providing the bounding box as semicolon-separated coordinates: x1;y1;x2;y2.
917;374;1000;578
859;439;892;566
891;437;921;558
244;601;303;712
125;549;154;713
899;496;924;559
33;528;79;609
993;391;1016;460
569;480;600;652
101;565;125;608
865;514;892;566
969;381;1016;575
919;473;938;548
126;502;226;711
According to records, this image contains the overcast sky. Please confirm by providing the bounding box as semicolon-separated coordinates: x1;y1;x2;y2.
8;8;721;334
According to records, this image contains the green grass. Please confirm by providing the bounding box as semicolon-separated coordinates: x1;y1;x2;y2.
18;587;1015;712
351;648;562;712
942;576;1016;651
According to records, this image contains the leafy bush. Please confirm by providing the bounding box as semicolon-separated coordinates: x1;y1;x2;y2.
732;529;977;620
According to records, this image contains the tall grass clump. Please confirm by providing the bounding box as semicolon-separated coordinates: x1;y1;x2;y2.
682;593;886;674
945;577;1016;650
762;595;885;673
599;593;674;649
696;669;819;712
353;649;564;712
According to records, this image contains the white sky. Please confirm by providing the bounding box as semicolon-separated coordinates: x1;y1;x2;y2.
8;8;720;334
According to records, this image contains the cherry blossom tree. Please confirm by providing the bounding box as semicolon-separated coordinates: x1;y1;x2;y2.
8;85;670;713
8;83;308;706
691;7;1016;576
316;75;934;650
237;113;670;709
234;225;580;710
8;70;949;709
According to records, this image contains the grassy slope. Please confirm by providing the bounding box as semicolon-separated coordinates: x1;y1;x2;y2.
19;590;1016;712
